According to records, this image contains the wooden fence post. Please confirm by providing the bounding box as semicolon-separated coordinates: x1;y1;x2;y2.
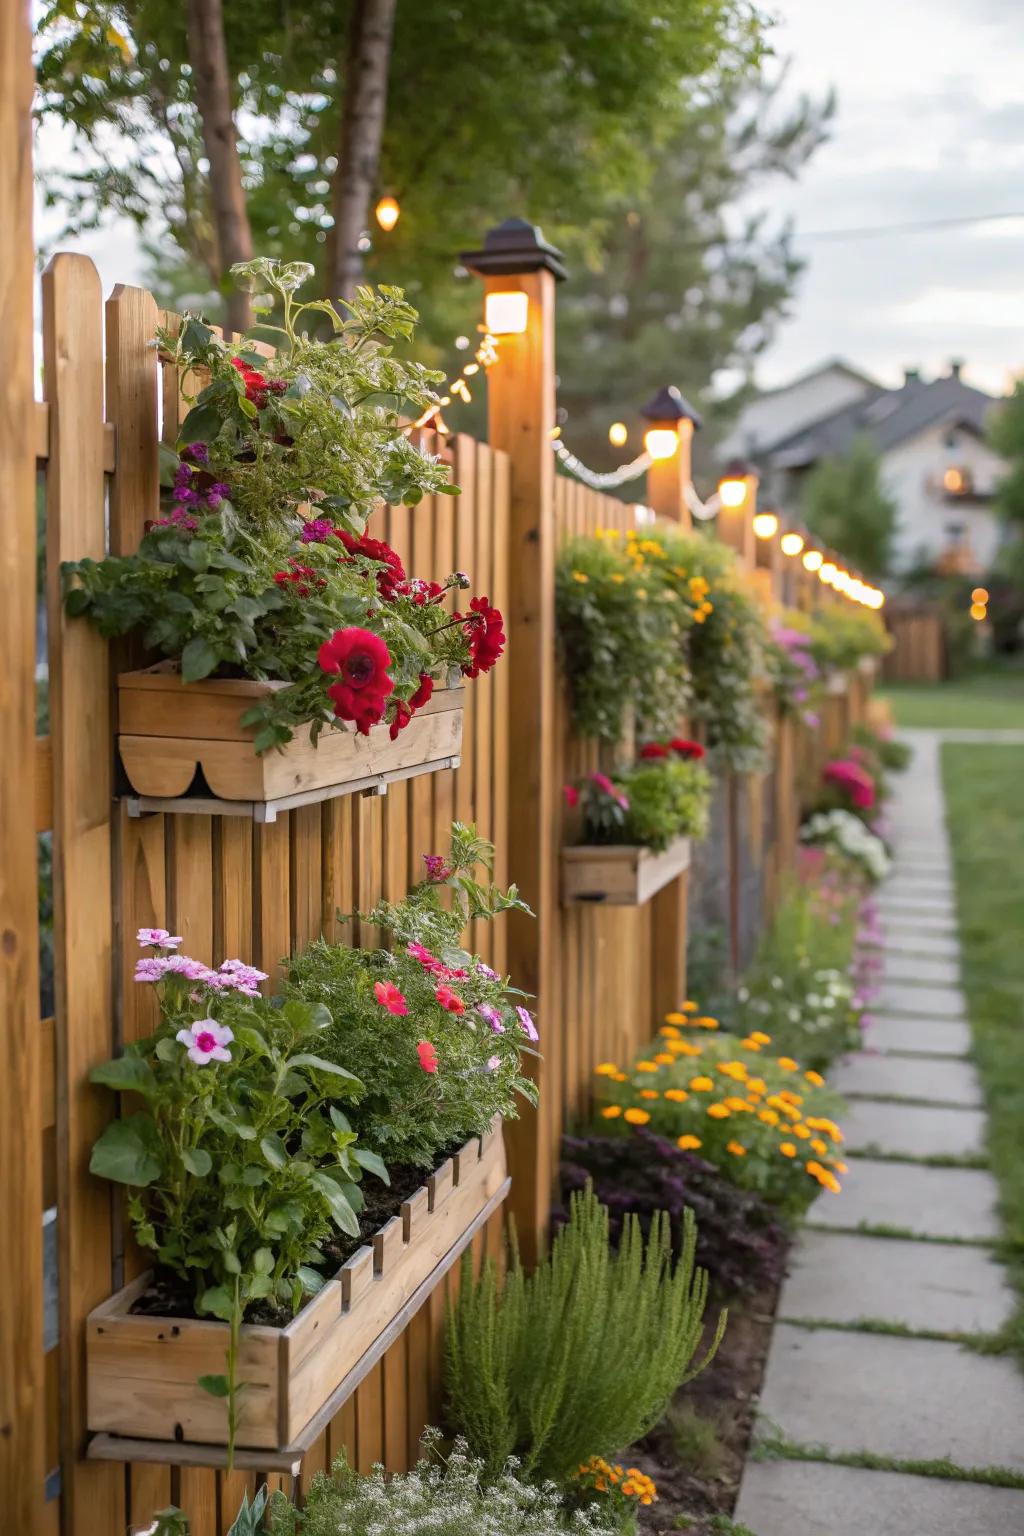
639;385;700;527
0;0;45;1524
463;219;565;1257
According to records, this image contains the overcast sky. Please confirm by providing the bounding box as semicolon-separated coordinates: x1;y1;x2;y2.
35;0;1024;400
756;0;1024;395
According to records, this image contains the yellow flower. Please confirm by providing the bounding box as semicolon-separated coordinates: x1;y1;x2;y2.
595;1062;619;1077
726;1140;747;1157
751;1032;772;1046
810;1138;829;1156
681;1000;699;1012
759;1109;780;1127
725;1096;752;1113
610;572;626;584
612;1072;628;1082
818;1169;841;1193
793;1123;811;1140
670;1040;702;1056
778;1090;803;1106
639;1089;660;1100
692;610;707;624
779;1141;797;1158
777;1057;798;1071
696;1016;719;1030
717;1061;747;1080
660;1023;682;1037
665;1088;689;1102
740;1037;762;1052
707;1103;731;1120
634;1059;659;1072
689;1076;714;1092
805;1070;825;1087
747;1077;767;1094
834;1160;848;1173
677;1134;702;1151
624;1107;651;1126
654;1052;675;1065
572;570;589;583
601;1105;622;1119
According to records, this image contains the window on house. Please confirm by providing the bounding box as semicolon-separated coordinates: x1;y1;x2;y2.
943;466;973;496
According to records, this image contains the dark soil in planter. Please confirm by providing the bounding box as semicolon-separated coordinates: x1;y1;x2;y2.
129;1144;463;1329
631;1271;785;1535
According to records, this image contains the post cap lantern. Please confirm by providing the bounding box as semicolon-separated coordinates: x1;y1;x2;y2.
461;218;568;281
639;384;703;430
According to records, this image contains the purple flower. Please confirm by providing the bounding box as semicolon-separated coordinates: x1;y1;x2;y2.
134;957;169;983
485;1054;501;1073
300;517;336;544
209;959;269;996
137;927;183;950
205;483;231;508
516;1005;539;1043
163;955;218;982
183;442;209;464
422;854;453;883
804;712;820;729
176;486;201;506
477;1003;505;1033
176;1018;234;1066
476;962;499;980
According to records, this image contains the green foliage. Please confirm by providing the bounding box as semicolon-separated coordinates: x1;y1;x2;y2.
785;605;891;675
988;380;1024;529
268;1436;616;1536
285;824;539;1168
555;532;691;743
571;755;711;852
802;437;897;576
849;722;912;775
443;1186;724;1485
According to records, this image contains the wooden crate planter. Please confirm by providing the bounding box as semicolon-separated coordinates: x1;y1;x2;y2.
86;1121;508;1468
116;664;464;818
561;837;690;906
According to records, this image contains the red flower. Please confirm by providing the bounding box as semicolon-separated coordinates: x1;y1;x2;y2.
408;941;443;973
417;1039;439;1074
434;984;465;1015
338;531;406;599
230;356;272;410
422;854;453;882
410;673;434;710
591;772;616;797
273;561;324;598
669;738;705;760
462;596;505;678
640;742;670;759
389;701;413;741
374;980;409;1016
563;783;580;808
319;627;394;732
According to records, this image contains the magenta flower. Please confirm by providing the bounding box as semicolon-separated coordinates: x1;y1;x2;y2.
435;984;466;1015
374;980;409;1016
477;1003;505;1033
422;854;454;882
476;962;499;980
175;1019;233;1065
516;1005;539;1042
137;927;183;950
486;1054;501;1073
134;957;169;983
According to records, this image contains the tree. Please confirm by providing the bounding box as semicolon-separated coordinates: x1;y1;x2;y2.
331;0;397;300
801;436;896;577
988;381;1024;528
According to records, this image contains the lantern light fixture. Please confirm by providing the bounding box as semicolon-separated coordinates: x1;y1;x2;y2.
780;532;805;557
374;194;400;232
484;290;529;335
753;511;779;540
644;427;680;461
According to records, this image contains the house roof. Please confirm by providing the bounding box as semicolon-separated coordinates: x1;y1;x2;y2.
750;356;879;401
761;371;998;470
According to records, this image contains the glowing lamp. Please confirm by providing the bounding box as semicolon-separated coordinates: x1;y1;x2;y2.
802;550;823;572
374;194;400;233
608;421;629;448
819;561;837;584
644;427;679;461
717;477;746;509
970;602;987;621
780;532;805;557
972;586;989;604
833;570;851;592
944;467;964;493
484;290;529;335
753;511;779;540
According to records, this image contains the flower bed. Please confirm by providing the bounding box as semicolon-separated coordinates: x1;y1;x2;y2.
87;1120;508;1457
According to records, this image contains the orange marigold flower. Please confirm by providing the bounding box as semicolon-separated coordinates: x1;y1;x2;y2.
779;1141;797;1157
805;1070;825;1087
664;1088;689;1102
660;1025;682;1038
696;1016;719;1029
811;1137;829;1156
601;1105;622;1119
654;1052;675;1065
624;1107;651;1125
664;1013;687;1027
793;1123;811;1139
759;1108;780;1126
639;1088;660;1100
740;1037;762;1051
681;1000;699;1012
707;1103;731;1119
689;1075;714;1092
747;1077;767;1094
677;1134;702;1150
634;1059;659;1072
726;1140;747;1157
777;1057;798;1071
751;1031;772;1045
834;1160;848;1173
595;1062;619;1077
725;1096;752;1112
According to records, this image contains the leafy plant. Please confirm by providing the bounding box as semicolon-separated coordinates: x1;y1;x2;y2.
796;605;891;674
267;1435;616;1536
555;530;691;744
801;808;891;885
63;260;505;750
566;744;710;852
89;931;383;1464
557;1129;788;1297
766;615;823;726
443;1186;724;1485
285;824;540;1168
592;1011;846;1218
849;721;912;775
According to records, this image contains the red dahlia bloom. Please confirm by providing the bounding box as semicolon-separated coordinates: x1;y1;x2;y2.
639;743;670;759
462;596;505;678
669;738;705;760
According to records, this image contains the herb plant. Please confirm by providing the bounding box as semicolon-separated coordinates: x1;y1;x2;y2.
565;743;710;852
443;1186;724;1485
63;259;505;750
285;824;540;1168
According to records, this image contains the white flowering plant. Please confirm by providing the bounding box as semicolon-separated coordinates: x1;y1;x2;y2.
801;808;892;885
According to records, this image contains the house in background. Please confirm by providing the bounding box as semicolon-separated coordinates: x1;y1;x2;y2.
721;359;1009;575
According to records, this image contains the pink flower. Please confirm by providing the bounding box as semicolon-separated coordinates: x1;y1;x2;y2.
374;980;409;1016
163;955;218;982
422;854;453;882
486;1055;501;1073
175;1019;233;1066
408;941;443;973
435;984;465;1015
591;772;616;796
563;783;580;808
137;927;183;950
516;1005;539;1042
134;957;169;983
477;1003;505;1033
416;1040;438;1074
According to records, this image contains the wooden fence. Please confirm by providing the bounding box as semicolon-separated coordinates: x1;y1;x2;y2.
883;606;947;683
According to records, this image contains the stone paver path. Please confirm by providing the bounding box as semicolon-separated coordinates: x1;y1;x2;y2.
736;730;1024;1535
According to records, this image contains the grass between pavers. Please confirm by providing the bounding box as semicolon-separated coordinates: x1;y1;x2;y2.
750;1428;1024;1491
879;667;1024;730
778;1315;1009;1356
806;1220;1001;1249
840;1090;980;1109
943;743;1024;1366
846;1145;989;1169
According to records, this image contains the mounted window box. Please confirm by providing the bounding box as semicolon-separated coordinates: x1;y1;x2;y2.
117;664;463;819
562;837;691;907
86;1121;508;1469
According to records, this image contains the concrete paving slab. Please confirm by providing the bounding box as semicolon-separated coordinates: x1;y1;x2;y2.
832;1053;982;1107
881;932;960;961
877;895;958;919
842;1098;985;1159
882;952;960;987
884;880;956;903
863;1014;971;1058
876;981;967;1019
880;912;959;937
779;1229;1013;1333
758;1325;1024;1469
735;1460;1024;1536
809;1158;1000;1242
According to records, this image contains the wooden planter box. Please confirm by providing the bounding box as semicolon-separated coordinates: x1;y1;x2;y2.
117;664;463;818
86;1121;508;1468
562;837;691;906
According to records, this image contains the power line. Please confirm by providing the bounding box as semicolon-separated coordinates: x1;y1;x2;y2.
797;209;1024;242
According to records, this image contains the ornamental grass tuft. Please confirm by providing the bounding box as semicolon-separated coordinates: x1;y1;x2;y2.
443;1186;725;1485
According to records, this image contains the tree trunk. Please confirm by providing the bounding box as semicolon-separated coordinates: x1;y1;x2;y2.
331;0;398;303
185;0;254;335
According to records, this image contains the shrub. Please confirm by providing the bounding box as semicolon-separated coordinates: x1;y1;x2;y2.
807;606;891;673
285;824;539;1168
554;530;690;743
801;808;891;884
557;1129;788;1297
766;617;822;727
592;1013;846;1218
444;1186;724;1485
850;721;912;774
267;1438;616;1536
63;260;504;750
566;746;710;851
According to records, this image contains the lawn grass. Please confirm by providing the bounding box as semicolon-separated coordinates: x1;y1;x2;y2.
943;742;1024;1361
880;668;1024;730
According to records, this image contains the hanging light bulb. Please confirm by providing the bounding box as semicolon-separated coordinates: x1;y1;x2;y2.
375;194;400;232
780;532;805;557
608;421;629;448
802;550;823;572
752;511;779;540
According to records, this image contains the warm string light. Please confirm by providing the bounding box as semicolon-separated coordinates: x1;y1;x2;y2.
552;438;653;490
409;328;503;435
